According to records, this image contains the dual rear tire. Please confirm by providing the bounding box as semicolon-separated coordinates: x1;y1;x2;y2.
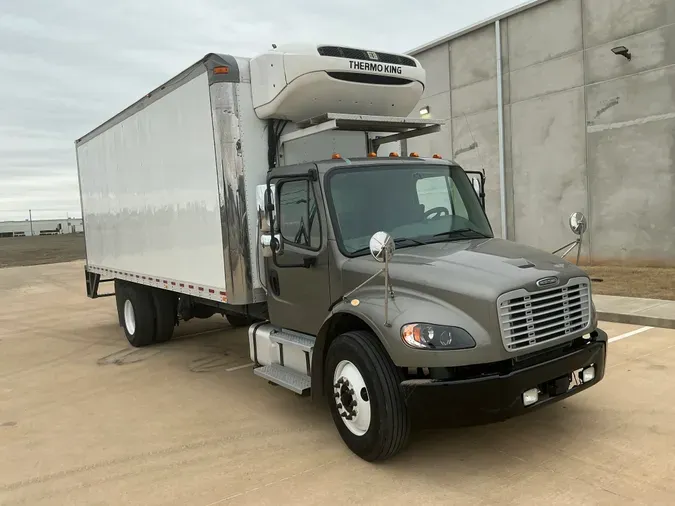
115;281;176;347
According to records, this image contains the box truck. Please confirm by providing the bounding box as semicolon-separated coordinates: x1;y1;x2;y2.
75;44;607;462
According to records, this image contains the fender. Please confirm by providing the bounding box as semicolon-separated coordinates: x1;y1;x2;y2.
311;301;387;399
310;286;492;398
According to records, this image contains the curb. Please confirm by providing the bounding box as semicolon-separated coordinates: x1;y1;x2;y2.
597;311;675;330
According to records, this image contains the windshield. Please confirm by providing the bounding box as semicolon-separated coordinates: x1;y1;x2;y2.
326;163;493;255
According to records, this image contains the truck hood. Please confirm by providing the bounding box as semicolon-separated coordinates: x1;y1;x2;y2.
342;238;589;301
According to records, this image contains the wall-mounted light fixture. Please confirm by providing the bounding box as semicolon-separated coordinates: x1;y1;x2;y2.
611;46;632;61
419;106;430;116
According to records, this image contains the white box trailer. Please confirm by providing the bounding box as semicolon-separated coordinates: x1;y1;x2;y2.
77;54;265;306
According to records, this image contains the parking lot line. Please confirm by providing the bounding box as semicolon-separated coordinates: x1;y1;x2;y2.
608;326;653;343
225;362;254;372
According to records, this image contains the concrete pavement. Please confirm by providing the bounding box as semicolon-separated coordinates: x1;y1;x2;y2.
594;294;675;330
2;261;675;505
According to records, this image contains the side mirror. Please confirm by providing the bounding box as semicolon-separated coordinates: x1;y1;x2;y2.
552;211;587;265
369;231;395;263
260;233;283;257
255;183;276;233
465;170;486;210
569;212;587;236
471;177;481;197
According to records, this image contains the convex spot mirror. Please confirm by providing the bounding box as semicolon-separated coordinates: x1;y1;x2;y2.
369;231;395;263
569;212;587;236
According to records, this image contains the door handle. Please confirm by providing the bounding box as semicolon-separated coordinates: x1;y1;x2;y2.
269;270;280;296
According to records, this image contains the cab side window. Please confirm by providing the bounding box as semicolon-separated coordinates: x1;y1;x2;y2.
278;180;321;249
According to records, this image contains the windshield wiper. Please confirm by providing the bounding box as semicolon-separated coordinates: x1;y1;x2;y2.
394;237;427;246
432;228;488;240
350;237;427;256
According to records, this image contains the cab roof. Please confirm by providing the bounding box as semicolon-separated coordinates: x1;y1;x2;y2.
316;155;459;174
267;155;460;180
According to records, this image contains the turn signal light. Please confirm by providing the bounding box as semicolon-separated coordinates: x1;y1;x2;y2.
432;154;442;159
389;152;400;157
332;153;342;159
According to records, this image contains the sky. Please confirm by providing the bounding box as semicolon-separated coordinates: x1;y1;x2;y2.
0;0;525;221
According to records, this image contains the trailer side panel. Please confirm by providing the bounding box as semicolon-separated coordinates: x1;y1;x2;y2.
76;71;227;291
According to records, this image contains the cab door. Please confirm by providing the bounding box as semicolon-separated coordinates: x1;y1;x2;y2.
265;175;331;335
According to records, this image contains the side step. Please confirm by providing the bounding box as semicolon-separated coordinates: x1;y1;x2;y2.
269;329;314;352
254;364;311;395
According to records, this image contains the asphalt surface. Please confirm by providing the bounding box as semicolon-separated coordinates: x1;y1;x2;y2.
1;261;674;505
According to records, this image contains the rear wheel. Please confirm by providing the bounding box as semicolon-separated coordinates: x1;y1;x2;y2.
324;330;410;462
152;289;177;343
118;283;156;347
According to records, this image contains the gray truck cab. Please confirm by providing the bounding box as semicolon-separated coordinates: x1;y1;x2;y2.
252;153;607;462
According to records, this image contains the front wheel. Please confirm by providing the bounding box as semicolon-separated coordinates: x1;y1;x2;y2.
324;331;411;462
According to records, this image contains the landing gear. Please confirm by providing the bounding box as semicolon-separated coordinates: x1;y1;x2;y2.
325;330;410;462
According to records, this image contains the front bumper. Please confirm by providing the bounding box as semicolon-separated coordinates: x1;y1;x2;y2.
401;329;607;423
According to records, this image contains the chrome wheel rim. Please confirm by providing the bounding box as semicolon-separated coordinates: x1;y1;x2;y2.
333;360;371;436
124;299;136;335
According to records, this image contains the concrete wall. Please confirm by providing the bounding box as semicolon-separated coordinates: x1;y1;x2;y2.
409;0;675;265
0;218;84;236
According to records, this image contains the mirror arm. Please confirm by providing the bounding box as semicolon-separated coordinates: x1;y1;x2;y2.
552;239;579;256
341;268;386;303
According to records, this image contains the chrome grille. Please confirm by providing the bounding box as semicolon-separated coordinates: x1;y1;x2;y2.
497;277;591;352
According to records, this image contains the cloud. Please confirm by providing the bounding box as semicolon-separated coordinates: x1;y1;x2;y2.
0;0;524;220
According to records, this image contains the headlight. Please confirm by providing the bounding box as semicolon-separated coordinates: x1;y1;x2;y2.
400;323;476;350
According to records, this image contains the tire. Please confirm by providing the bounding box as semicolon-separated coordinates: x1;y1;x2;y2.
225;312;254;328
119;283;156;347
152;289;177;343
114;280;126;327
324;330;411;462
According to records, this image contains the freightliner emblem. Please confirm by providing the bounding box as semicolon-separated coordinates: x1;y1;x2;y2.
536;276;559;288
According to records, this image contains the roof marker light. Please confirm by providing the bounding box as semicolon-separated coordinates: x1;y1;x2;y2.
368;152;377;158
213;66;230;74
433;154;443;159
410;152;420;157
389;152;400;157
332;153;342;159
